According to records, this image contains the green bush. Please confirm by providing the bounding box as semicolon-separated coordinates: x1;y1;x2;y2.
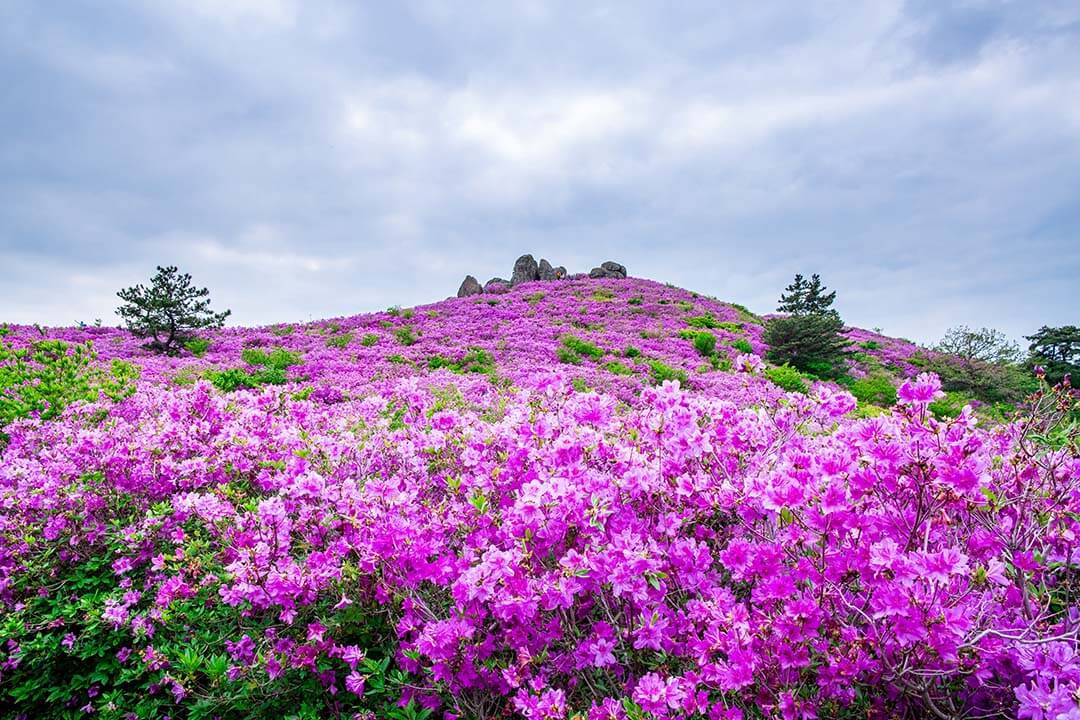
624;346;641;358
428;348;495;375
710;354;733;371
859;340;882;350
560;336;604;362
686;314;720;329
526;292;546;305
692;331;716;357
326;332;353;349
208;347;301;392
848;374;897;406
184;337;211;357
1;338;139;434
730;338;753;354
393;326;418;346
207;367;257;392
647;359;688;386
604;361;635;376
764;364;809;394
591;288;616;301
929;391;970;419
361;333;380;347
627;296;643;306
557;347;582;365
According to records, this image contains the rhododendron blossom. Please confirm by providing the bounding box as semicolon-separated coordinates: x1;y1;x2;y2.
0;277;1076;718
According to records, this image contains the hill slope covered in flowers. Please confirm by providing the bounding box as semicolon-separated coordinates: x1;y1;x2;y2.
1;277;1077;719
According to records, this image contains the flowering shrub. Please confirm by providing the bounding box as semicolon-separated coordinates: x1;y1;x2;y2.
0;279;1076;719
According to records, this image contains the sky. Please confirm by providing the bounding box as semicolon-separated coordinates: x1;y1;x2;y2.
1;0;1078;345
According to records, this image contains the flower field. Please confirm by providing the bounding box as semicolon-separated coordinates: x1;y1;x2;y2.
1;277;1077;719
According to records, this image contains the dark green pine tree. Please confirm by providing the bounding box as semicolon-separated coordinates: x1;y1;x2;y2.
116;266;231;355
1026;325;1080;385
765;273;847;379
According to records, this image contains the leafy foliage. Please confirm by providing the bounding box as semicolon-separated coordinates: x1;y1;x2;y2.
116;266;230;354
1026;324;1080;385
763;363;808;393
934;325;1021;364
0;336;138;437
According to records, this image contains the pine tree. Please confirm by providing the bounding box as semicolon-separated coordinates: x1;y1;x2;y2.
765;273;846;379
116;266;231;354
1026;325;1080;385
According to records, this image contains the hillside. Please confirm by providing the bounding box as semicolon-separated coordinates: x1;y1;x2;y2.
0;276;1077;719
2;276;924;411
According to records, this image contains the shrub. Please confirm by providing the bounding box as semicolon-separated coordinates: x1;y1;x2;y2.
361;333;380;347
557;346;582;365
859;340;882;350
207;367;257;392
686;314;720;329
116;265;230;354
929;390;970;419
604;361;635;376
561;336;604;362
764;364;809;394
428;348;495;375
209;348;301;392
526;292;546;305
0;338;138;435
624;346;641;358
627;296;643;306
710;354;733;371
394;326;418;346
326;332;354;349
647;359;688;386
692;331;716;357
730;338;754;354
848;374;898;406
590;288;616;301
184;337;211;357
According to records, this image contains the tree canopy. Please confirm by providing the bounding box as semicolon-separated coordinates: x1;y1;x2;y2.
116;266;231;355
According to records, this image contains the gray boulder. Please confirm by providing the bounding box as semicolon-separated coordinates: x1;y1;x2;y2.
510;254;540;286
456;275;483;297
601;261;627;277
590;261;628;279
538;258;556;281
554;266;567;279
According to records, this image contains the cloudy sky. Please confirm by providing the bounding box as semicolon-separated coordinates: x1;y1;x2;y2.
1;1;1077;344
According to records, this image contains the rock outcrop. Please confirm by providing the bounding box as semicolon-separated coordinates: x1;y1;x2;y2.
457;256;624;297
589;261;627;279
510;254;540;286
456;275;483;297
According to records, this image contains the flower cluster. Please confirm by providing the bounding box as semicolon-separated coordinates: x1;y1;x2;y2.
0;278;1076;719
